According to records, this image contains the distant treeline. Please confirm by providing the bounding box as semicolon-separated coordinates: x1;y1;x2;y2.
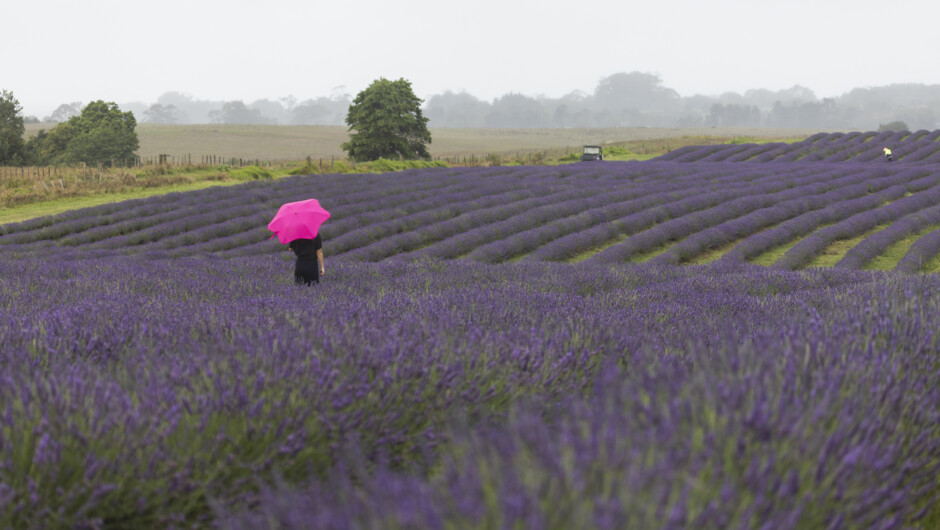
27;72;940;131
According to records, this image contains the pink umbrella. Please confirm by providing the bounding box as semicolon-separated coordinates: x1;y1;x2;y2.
268;199;331;244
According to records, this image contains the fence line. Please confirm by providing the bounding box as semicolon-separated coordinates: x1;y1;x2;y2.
0;149;561;182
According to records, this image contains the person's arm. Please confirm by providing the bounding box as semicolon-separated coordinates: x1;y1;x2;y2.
316;248;325;275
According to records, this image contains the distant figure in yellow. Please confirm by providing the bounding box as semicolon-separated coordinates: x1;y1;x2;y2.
883;147;893;162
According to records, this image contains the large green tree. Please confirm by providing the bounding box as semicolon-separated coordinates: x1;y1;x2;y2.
0;89;26;165
26;100;139;165
64;100;139;164
342;78;431;162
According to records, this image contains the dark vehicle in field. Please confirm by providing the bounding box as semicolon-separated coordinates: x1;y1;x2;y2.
580;145;603;161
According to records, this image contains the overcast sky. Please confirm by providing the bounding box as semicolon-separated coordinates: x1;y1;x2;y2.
5;0;939;118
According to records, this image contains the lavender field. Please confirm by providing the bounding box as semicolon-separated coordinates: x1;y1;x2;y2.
1;131;940;528
4;131;940;271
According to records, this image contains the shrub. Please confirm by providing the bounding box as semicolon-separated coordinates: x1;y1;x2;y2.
230;165;273;181
878;121;909;132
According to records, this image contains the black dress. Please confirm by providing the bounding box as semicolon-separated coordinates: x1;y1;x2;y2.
289;234;322;285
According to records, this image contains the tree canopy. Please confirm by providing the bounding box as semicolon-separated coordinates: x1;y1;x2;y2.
593;72;680;113
342;78;431;162
49;102;82;123
0;89;26;165
143;103;183;124
878;120;909;132
26;100;139;165
208;101;275;125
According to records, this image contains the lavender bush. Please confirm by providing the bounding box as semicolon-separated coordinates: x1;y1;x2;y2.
3;137;940;528
2;255;939;528
895;227;940;273
654;130;940;165
836;203;940;269
774;179;940;270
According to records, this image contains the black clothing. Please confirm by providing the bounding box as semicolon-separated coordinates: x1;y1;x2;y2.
294;260;319;285
289;235;322;285
289;235;322;257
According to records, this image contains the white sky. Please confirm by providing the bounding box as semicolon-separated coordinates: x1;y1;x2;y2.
5;0;939;118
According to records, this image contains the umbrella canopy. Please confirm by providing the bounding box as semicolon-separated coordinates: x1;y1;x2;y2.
268;199;331;244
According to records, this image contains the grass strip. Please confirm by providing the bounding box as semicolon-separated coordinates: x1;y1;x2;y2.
806;223;892;269
0;180;252;225
751;238;802;266
567;233;629;263
865;222;940;271
923;250;940;273
689;237;749;265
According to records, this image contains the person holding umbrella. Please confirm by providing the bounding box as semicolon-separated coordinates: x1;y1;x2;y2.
268;199;331;286
288;235;325;285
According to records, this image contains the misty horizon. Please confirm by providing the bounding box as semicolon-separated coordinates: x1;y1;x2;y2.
23;73;940;132
17;79;891;123
10;0;940;131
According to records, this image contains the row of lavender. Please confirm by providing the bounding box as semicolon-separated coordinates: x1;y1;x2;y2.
586;167;935;266
659;130;940;164
1;254;938;528
4;163;940;272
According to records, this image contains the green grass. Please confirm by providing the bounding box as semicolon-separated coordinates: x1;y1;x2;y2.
567;234;629;263
629;241;678;263
565;235;676;264
918;509;940;530
688;220;802;265
0;159;451;224
805;223;892;268
751;237;802;266
749;219;851;266
865;222;940;271
924;249;940;274
688;237;745;265
0;180;255;225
